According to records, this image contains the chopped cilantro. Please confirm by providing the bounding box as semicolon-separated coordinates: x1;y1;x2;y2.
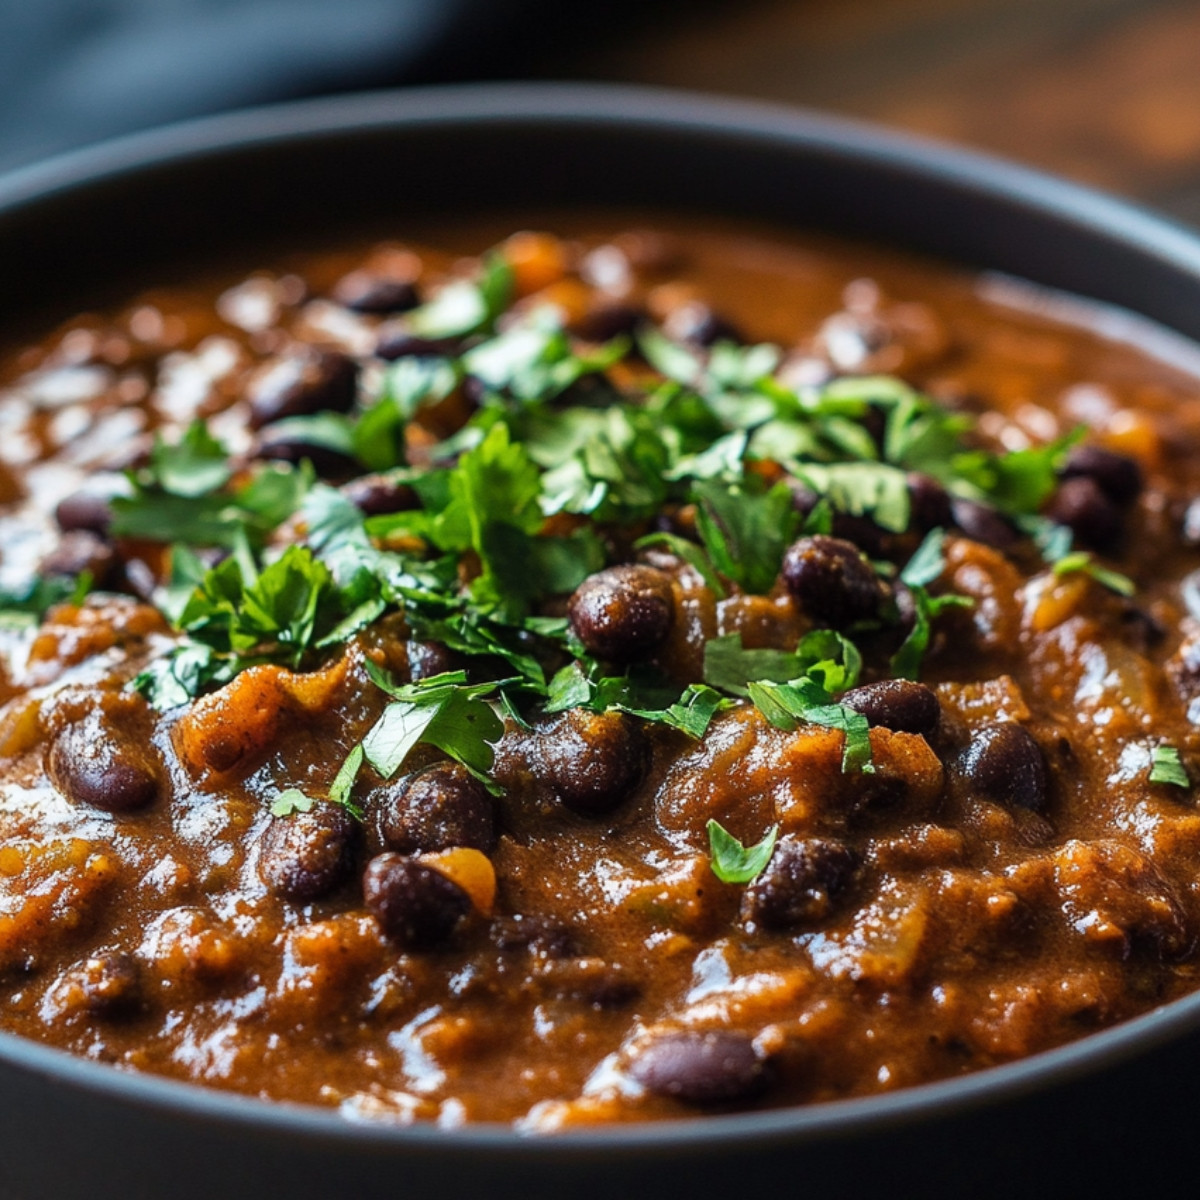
707;819;779;884
1150;745;1190;788
363;667;506;784
270;789;316;818
692;476;800;595
748;674;875;773
0;573;91;626
1051;551;1136;597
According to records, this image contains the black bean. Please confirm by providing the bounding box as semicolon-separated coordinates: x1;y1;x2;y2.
339;473;417;516
961;722;1049;813
741;837;860;931
48;710;160;813
781;535;881;627
661;302;742;347
629;1031;772;1105
40;530;119;587
405;639;458;682
830;512;888;557
568;564;674;662
253;427;358;480
1119;604;1166;650
1043;476;1123;553
332;270;419;314
490;914;579;959
535;708;649;816
371;762;495;855
259;805;358;902
1061;444;1142;506
907;472;953;531
787;481;820;520
841;679;941;736
951;497;1019;550
363;853;472;950
54;487;116;536
573;303;646;343
246;348;358;430
375;325;459;361
61;951;143;1018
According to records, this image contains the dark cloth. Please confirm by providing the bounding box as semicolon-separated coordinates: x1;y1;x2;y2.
0;0;540;170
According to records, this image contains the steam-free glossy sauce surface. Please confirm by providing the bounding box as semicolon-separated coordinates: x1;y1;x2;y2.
2;218;1200;1126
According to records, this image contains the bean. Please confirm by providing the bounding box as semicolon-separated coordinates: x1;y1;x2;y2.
906;472;953;531
253;427;358;480
568;564;674;662
573;303;646;343
830;512;887;557
1060;444;1142;506
332;270;419;314
741;837;861;931
629;1031;772;1105
841;679;941;736
371;762;495;855
535;708;649;816
362;853;472;949
405;639;458;682
662;302;742;347
781;535;881;627
54;485;118;535
1043;476;1123;553
49;709;160;813
961;722;1049;813
340;473;417;516
1119;604;1165;651
375;325;459;361
258;805;358;902
951;497;1019;550
58;951;143;1018
40;530;118;587
246;348;358;430
490;914;579;959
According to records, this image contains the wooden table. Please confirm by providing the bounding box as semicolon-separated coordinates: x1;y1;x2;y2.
577;0;1200;224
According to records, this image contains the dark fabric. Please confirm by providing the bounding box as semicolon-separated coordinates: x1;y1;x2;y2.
0;0;550;170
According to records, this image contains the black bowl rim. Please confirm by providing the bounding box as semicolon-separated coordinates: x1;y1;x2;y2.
4;80;1200;1156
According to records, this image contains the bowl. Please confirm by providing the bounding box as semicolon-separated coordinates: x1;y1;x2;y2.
3;82;1200;1200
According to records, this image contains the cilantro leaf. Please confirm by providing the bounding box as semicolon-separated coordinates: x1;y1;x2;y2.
1051;551;1136;597
747;675;875;773
363;668;506;781
1150;745;1190;788
692;476;800;594
270;789;316;818
0;573;91;626
707;819;779;884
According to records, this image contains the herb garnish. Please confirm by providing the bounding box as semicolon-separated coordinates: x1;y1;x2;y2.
707;819;779;884
109;253;1096;800
1150;745;1190;788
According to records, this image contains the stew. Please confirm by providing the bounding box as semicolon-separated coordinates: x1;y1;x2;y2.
2;218;1200;1127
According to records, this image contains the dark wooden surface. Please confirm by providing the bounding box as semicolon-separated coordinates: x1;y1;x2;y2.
576;0;1200;225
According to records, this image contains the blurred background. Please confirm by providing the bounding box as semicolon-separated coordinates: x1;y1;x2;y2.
5;0;1200;222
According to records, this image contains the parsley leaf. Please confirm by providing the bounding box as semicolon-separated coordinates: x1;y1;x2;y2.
0;573;91;626
707;819;779;884
747;674;875;773
1051;551;1136;597
692;476;800;594
270;789;316;818
363;668;506;782
1150;745;1190;788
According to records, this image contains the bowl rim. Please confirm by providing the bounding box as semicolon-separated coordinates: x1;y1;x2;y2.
4;79;1200;1154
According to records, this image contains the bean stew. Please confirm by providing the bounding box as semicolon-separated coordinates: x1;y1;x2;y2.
3;217;1200;1127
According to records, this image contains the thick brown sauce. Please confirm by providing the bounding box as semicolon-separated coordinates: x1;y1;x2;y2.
3;218;1200;1127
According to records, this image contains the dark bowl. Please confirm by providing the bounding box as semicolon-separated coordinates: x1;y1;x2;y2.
3;83;1200;1200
